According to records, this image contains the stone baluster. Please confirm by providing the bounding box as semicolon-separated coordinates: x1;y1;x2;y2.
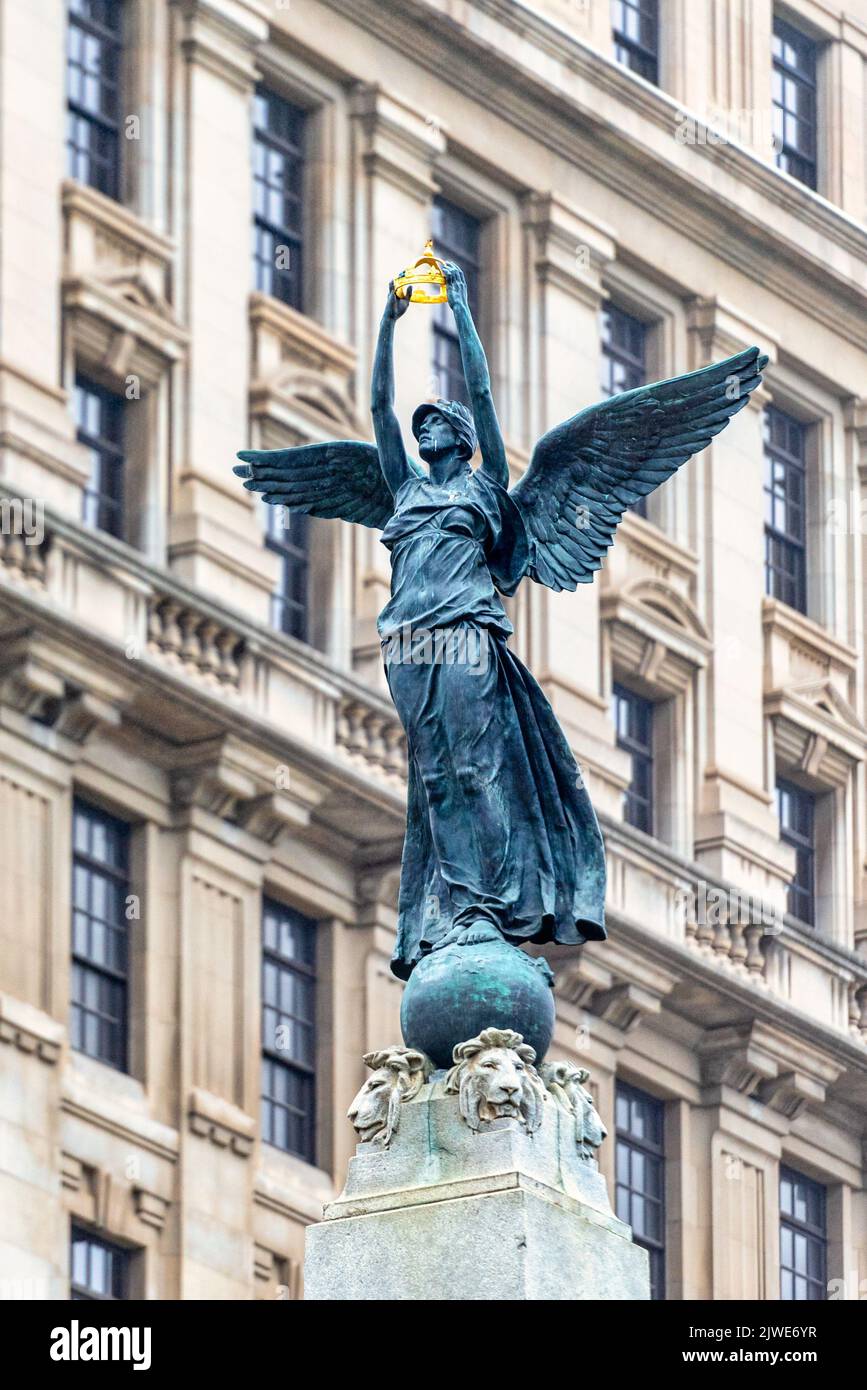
743;924;765;978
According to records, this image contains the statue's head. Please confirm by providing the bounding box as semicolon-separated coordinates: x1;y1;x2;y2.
412;399;477;465
347;1046;433;1147
445;1027;546;1132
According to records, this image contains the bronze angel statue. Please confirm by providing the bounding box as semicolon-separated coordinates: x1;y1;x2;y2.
235;262;767;982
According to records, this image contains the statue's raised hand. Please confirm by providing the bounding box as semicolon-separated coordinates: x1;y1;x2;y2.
441;260;468;309
384;279;412;322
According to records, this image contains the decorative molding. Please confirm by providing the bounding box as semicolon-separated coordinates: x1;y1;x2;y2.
0;994;63;1064
603;576;711;696
350;83;446;202
767;678;866;784
187;1087;256;1158
0;633;131;742
523;191;616;307
170;733;324;836
133;1186;171;1232
172;0;267;94
699;1021;844;1119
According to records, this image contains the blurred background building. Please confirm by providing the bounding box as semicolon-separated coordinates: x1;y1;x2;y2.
1;0;866;1301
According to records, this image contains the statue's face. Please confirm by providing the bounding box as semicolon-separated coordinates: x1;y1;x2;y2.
417;411;460;463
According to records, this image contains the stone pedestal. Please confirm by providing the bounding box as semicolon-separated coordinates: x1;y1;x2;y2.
305;1073;649;1301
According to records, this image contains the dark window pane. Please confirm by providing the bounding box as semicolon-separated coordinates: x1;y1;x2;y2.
772;20;818;190
764;406;807;613
776;780;816;925
612;0;659;86
616;1081;665;1299
252;86;306;310
261;898;317;1163
601;305;649;515
265;505;310;641
66;0;123;200
74;376;126;540
612;684;654;835
70;1224;130;1300
780;1166;826;1300
431;197;482;406
71;799;130;1070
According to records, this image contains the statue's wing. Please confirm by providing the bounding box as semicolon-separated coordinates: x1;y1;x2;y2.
234;440;424;529
510;346;768;591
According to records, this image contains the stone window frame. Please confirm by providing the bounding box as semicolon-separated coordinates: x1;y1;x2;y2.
767;689;862;950
260;896;318;1165
770;0;844;205
778;1161;827;1299
761;366;839;635
70;1220;136;1300
599;264;686;540
254;45;346;333
68;781;149;1086
258;876;335;1181
602;576;710;860
611;0;660;87
60;182;187;565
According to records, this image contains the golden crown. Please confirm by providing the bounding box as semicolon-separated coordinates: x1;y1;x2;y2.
393;239;447;306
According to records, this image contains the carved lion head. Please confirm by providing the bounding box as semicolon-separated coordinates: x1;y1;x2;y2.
539;1059;607;1154
347;1046;433;1148
444;1027;546;1133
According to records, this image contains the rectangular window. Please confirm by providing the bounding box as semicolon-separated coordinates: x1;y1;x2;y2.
432;197;482;406
776;780;816;926
601;305;648;515
71;799;130;1071
261;898;317;1163
66;0;123;201
253;87;306;311
773;19;818;191
616;1082;665;1299
70;1225;131;1300
613;683;654;835
780;1166;826;1300
74;376;126;540
612;0;659;86
764;406;807;613
265;506;310;642
70;1228;130;1301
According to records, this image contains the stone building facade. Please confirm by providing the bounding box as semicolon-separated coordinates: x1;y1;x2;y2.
1;0;866;1301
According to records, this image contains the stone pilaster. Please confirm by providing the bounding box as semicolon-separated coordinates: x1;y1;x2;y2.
167;732;320;1300
521;193;628;816
687;298;794;907
0;0;90;515
167;0;278;621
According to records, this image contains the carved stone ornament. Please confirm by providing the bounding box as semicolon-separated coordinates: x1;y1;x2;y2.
444;1027;547;1133
540;1060;607;1158
347;1046;434;1148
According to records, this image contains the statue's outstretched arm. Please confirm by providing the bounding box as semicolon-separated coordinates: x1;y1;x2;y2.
371;283;414;497
442;262;509;490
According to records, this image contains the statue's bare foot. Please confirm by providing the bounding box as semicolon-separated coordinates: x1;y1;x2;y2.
431;920;502;951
